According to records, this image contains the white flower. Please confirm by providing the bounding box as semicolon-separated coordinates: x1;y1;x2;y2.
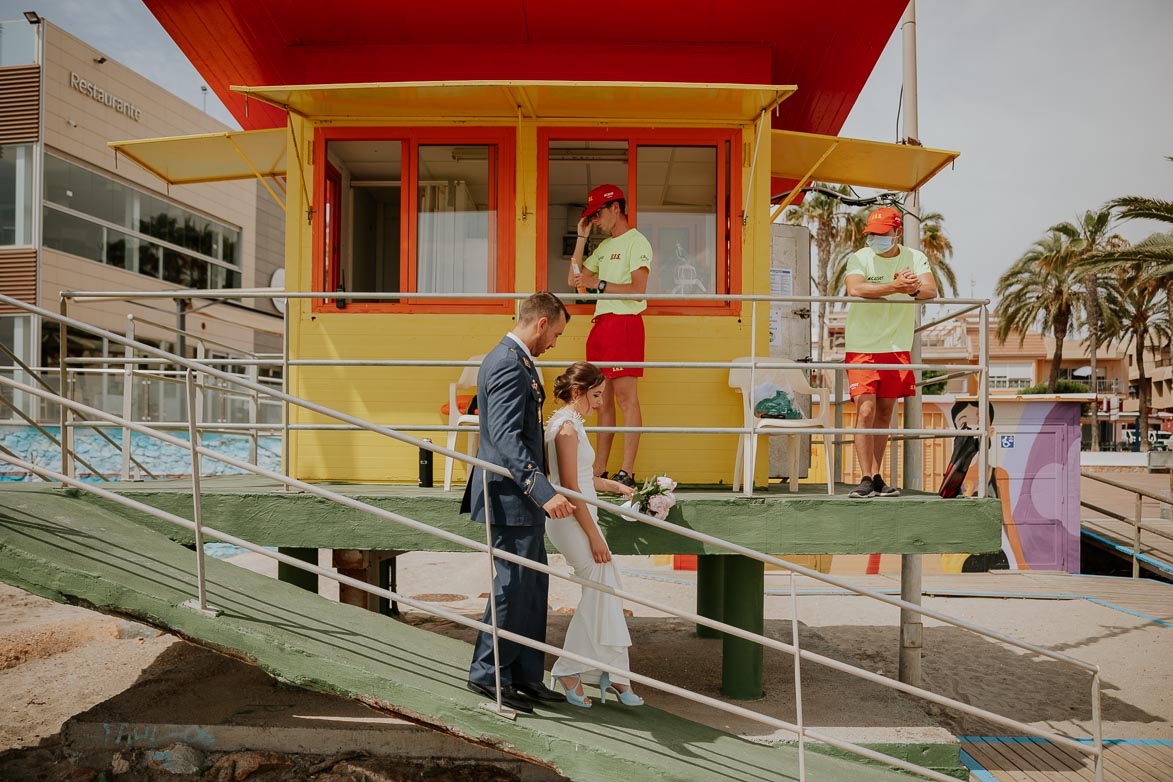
656;475;678;492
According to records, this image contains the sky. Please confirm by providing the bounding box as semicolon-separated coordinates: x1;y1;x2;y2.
3;0;1170;302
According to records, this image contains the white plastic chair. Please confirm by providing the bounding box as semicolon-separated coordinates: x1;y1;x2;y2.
443;354;484;490
728;357;834;496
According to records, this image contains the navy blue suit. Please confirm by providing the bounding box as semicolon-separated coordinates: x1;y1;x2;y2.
464;336;557;688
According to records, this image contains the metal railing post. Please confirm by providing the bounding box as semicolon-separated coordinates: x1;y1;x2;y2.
790;571;806;782
479;469;514;719
281;306;290;481
247;362;259;465
1092;671;1104;782
182;368;218;616
977;305;990;498
121;317;135;480
1133;494;1142;578
58;296;73;478
833;369;844;483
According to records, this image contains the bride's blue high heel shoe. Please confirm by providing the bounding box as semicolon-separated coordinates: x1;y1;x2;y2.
599;672;644;706
551;674;592;708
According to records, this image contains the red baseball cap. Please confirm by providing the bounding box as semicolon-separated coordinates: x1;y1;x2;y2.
582;184;624;219
863;206;903;235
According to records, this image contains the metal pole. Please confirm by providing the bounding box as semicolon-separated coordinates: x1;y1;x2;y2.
121;317;134;480
175;297;188;360
282;305;290;480
746;302;758;495
897;0;923;689
1133;494;1142;578
247;362;259;465
480;469;514;718
182;369;217;616
978;306;990;497
1091;671;1104;782
58;297;73;478
833;369;844;483
790;572;806;782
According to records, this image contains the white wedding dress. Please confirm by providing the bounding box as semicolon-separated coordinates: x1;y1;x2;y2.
544;407;633;685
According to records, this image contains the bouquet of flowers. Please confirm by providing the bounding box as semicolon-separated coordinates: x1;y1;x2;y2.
621;474;678;520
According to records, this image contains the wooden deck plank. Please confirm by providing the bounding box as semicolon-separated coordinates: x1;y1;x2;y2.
965;741;1054;782
962;742;1023;781
1107;745;1170;782
1030;741;1093;781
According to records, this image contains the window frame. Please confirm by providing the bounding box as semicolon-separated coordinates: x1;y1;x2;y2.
536;127;742;317
311;126;516;314
41;152;243;289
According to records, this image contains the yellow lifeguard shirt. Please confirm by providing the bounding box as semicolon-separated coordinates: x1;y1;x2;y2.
844;245;931;353
584;228;652;316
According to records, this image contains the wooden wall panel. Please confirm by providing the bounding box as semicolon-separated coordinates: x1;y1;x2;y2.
0;65;40;144
0;247;37;313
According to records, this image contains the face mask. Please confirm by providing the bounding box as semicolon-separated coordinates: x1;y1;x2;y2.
866;234;896;253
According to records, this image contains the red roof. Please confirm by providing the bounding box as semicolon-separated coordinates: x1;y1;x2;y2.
144;0;905;133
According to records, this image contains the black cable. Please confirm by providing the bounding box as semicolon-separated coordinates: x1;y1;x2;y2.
769;185;905;209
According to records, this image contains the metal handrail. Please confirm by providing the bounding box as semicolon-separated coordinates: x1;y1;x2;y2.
1080;470;1173;578
0;375;1102;780
61;288;992;305
0;292;1101;780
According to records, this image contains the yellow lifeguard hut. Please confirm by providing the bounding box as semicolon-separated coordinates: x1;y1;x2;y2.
112;80;957;488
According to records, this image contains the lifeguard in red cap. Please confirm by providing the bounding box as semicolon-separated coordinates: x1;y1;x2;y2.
843;206;937;499
568;184;651;488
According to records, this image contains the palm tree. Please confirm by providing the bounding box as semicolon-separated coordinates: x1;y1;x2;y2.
1112;266;1170;451
995;230;1084;392
1051;209;1124;450
783;184;857;361
828;208;868;297
1077;163;1173;444
918;211;959;297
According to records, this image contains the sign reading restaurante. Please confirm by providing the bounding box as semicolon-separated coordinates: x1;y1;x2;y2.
69;71;142;121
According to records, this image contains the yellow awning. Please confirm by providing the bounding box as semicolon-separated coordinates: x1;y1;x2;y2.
770;129;959;192
108;128;287;186
231;80;796;124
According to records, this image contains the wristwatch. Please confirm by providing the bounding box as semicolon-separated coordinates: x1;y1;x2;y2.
598;280;607;293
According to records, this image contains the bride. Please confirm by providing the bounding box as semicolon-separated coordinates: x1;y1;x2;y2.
545;362;645;708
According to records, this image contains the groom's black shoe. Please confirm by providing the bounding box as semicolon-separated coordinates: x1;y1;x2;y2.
466;680;534;713
515;681;564;703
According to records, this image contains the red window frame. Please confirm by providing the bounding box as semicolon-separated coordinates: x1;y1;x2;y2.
536;127;742;317
311;126;516;314
323;162;342;302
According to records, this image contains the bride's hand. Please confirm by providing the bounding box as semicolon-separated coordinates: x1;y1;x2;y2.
588;532;612;563
610;480;635;499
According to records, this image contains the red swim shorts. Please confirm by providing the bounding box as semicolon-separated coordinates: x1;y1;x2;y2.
846;351;915;399
586;313;645;379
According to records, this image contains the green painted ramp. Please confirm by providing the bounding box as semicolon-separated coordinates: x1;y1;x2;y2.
0;488;920;782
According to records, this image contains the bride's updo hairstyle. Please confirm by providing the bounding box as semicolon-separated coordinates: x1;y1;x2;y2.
553;361;605;403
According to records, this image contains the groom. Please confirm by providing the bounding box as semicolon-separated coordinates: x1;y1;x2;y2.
463;291;576;713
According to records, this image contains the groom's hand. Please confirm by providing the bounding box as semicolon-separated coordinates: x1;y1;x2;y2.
544;495;575;518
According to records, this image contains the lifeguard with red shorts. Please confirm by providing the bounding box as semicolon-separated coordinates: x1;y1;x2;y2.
843;207;937;498
567;184;652;487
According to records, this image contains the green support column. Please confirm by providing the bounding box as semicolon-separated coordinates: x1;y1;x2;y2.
278;547;318;592
695;554;725;638
721;554;764;700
